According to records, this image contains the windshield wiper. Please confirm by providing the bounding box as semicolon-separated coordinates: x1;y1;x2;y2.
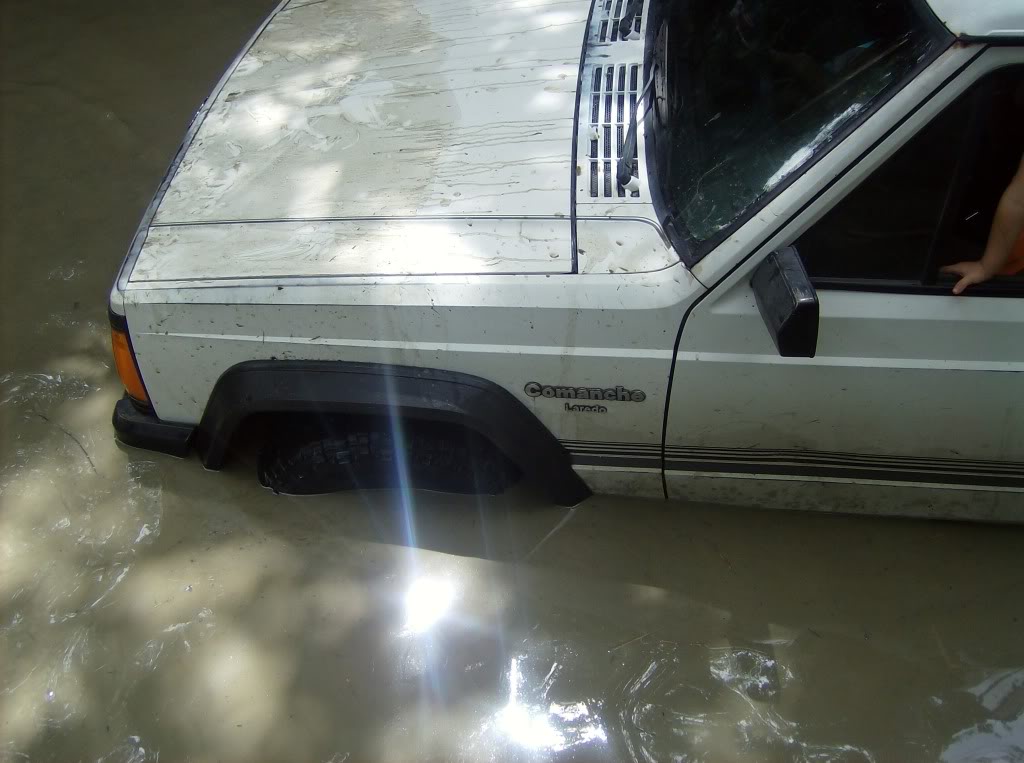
617;0;643;40
616;75;655;192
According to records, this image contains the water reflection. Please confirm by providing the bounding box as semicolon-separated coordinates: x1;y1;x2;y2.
940;668;1024;763
468;634;903;762
708;647;791;702
2;358;1024;761
971;668;1024;713
403;576;456;635
941;715;1024;763
492;656;606;754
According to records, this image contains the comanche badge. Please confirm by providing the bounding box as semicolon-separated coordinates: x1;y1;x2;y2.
524;382;646;403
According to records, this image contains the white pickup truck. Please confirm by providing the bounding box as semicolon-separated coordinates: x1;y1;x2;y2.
109;0;1024;520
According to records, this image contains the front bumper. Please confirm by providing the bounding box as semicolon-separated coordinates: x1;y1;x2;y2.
112;395;194;457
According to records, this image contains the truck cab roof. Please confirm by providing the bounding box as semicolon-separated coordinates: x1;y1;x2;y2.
926;0;1024;38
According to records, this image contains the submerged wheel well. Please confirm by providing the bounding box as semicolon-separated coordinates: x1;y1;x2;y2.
243;411;522;496
194;361;591;507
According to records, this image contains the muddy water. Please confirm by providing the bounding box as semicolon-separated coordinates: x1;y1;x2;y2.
1;1;1023;761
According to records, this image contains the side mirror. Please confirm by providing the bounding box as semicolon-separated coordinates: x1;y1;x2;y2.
750;246;819;358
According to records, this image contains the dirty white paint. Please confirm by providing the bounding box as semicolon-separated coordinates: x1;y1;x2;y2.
155;0;590;223
575;218;675;274
663;46;1024;518
670;48;1024;463
924;0;1024;37
132;219;572;281
133;217;681;282
111;0;1024;517
125;264;704;469
668;473;1024;523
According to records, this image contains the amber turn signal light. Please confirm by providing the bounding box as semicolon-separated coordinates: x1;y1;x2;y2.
111;326;149;405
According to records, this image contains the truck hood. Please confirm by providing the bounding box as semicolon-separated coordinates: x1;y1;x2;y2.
153;0;589;225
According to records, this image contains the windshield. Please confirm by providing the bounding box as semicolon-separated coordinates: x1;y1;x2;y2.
652;0;948;258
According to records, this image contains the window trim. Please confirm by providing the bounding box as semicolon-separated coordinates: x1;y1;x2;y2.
812;276;1024;298
646;0;955;269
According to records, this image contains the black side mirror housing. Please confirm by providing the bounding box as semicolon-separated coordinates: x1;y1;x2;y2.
750;247;819;358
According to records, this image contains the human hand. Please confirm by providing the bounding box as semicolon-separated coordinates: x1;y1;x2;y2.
940;261;993;295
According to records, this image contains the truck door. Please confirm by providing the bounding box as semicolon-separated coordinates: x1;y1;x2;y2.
663;61;1024;514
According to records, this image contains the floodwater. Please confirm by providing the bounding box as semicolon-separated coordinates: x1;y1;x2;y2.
2;1;1023;760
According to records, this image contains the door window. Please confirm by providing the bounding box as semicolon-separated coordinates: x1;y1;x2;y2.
795;65;1024;295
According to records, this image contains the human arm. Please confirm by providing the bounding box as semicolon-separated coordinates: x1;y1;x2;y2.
941;152;1024;294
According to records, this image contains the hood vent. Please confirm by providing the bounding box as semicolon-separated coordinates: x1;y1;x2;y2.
588;64;641;199
596;0;643;43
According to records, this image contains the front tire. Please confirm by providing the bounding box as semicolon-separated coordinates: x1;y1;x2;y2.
257;417;519;496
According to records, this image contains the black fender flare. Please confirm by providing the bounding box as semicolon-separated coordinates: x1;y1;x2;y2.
195;360;591;507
